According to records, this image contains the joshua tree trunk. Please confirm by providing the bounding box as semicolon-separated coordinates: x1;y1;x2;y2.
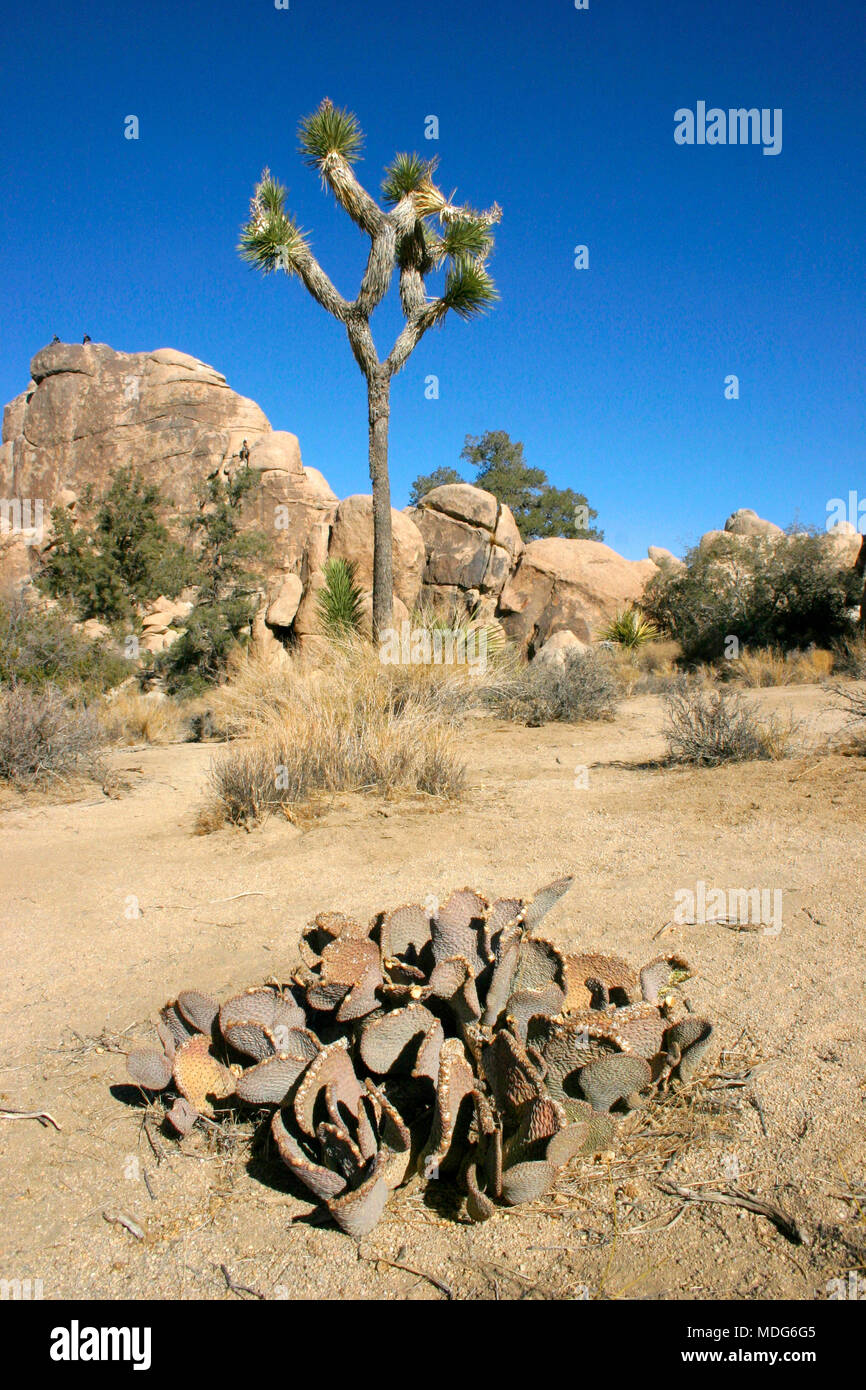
367;369;394;638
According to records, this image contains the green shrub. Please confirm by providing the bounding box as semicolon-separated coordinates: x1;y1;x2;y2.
155;468;272;692
483;647;619;726
156;597;256;696
642;532;860;663
0;592;129;694
39;470;194;621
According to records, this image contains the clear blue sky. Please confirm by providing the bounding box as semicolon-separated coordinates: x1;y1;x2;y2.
1;0;863;559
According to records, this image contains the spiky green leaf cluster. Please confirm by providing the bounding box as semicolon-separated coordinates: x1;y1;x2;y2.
600;606;660;649
298;99;364;169
238;172;308;274
316;558;365;638
436;218;494;266
440;261;499;320
381;152;439;207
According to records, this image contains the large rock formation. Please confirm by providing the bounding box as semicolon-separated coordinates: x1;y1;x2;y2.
0;341;337;629
498;538;656;655
407;483;524;619
1;342;270;511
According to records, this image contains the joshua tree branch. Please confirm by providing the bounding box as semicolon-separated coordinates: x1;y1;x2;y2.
356;225;397;316
386;305;441;376
397;263;428;321
322;154;385;238
294;248;353;323
346;318;380;378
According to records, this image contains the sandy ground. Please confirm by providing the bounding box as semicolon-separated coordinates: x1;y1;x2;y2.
1;683;864;1302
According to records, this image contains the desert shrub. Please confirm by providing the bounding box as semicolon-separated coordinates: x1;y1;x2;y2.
316;558;364;636
39;470;194;621
0;683;107;785
483;647;619;726
202;641;466;825
643;532;860;663
833;680;866;733
605;643;684;696
0;591;128;694
600;605;660;649
183;702;225;742
663;680;796;765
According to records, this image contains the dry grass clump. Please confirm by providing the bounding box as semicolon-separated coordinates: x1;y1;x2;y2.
0;683;107;786
201;640;468;827
663;680;799;766
606;638;683;695
731;645;835;688
483;647;619;726
100;688;188;745
832;635;866;680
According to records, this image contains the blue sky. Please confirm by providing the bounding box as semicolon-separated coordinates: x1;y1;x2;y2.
1;0;863;559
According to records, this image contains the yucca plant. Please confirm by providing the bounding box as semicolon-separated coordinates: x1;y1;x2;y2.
600;605;660;649
315;558;365;637
239;99;502;639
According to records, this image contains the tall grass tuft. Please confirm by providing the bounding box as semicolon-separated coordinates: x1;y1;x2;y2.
202;640;468;826
100;689;187;745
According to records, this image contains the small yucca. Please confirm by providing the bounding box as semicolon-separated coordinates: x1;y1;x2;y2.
315;558;365;637
600;606;660;649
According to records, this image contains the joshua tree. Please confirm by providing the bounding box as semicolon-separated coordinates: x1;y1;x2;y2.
238;99;501;637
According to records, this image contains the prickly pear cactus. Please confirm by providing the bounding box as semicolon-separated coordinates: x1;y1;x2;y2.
123;877;713;1236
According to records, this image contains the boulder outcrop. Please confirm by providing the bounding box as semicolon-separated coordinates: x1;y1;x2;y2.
407;483;523;619
498;538;656;655
0;343;336;602
328;495;425;612
1;343;270;512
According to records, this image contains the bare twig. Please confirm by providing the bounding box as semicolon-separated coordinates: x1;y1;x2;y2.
0;1107;61;1131
657;1181;807;1245
220;1263;265;1300
207;892;270;904
749;1091;770;1135
360;1244;453;1299
103;1210;145;1240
